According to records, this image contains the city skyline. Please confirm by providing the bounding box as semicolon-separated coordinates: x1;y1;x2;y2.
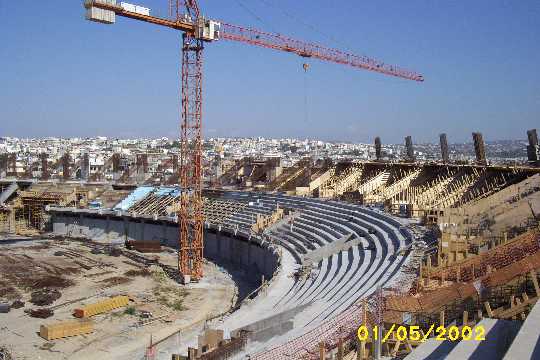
1;1;539;143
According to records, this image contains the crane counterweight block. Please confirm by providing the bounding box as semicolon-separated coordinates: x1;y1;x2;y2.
84;0;118;24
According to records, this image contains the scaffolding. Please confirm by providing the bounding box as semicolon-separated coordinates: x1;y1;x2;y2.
13;189;78;233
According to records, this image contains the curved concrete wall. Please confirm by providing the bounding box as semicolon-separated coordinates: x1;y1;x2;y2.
49;210;279;281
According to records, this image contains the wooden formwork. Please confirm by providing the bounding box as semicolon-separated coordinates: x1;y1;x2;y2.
0;208;15;233
202;199;247;225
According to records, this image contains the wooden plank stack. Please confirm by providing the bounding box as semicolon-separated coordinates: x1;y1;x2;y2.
40;319;94;340
73;295;130;318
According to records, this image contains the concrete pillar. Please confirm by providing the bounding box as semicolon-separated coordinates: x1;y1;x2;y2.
374;325;382;359
40;153;49;180
112;153;121;181
374;137;382;161
81;153;90;181
136;153;148;183
7;153;17;177
0;154;7;178
172;154;179;173
404;136;414;162
527;129;539;164
472;132;487;165
105;215;110;241
62;153;71;180
439;133;449;163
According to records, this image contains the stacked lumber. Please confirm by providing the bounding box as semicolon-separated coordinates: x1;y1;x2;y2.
40;319;93;340
74;295;130;318
125;240;162;253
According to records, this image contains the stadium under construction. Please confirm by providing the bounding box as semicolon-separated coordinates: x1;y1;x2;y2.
1;1;540;359
2;130;540;359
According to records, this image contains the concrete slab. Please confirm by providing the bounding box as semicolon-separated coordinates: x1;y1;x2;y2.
406;318;521;360
503;300;540;360
448;318;520;359
302;233;359;265
404;338;457;360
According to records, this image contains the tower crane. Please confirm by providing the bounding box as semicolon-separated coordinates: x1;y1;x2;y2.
83;0;424;283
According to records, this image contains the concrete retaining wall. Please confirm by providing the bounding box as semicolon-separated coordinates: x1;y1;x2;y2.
49;210;278;280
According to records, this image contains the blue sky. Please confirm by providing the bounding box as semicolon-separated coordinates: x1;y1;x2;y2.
1;0;539;143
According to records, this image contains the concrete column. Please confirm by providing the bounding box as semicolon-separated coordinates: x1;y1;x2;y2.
472;132;487;164
527;129;539;164
105;215;110;241
404;136;414;162
319;342;326;360
439;133;449;163
374;137;382;161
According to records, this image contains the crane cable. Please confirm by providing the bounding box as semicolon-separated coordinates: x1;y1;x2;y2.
255;0;354;54
303;61;310;125
233;0;279;34
234;0;315;125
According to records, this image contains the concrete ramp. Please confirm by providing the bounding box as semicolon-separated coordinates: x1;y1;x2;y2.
405;318;520;360
0;181;18;204
447;318;520;359
404;338;458;360
301;233;361;265
231;303;311;343
503;301;540;360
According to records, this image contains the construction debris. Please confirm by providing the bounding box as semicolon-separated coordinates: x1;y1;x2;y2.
0;345;14;360
124;268;151;277
30;288;61;306
29;308;54;319
125;239;162;253
98;276;132;287
10;300;24;309
187;329;249;360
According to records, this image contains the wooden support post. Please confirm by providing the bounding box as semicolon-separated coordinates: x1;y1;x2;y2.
457;266;461;283
514;297;526;320
337;339;344;360
358;339;366;360
392;340;401;357
374;325;382;360
440;310;445;327
319;342;326;360
485;302;493;318
530;270;540;297
404;340;413;353
463;311;468;326
427;256;432;281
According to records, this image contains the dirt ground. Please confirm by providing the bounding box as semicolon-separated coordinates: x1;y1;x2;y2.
0;236;237;360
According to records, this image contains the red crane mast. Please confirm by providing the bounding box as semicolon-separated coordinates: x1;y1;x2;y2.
84;0;423;282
